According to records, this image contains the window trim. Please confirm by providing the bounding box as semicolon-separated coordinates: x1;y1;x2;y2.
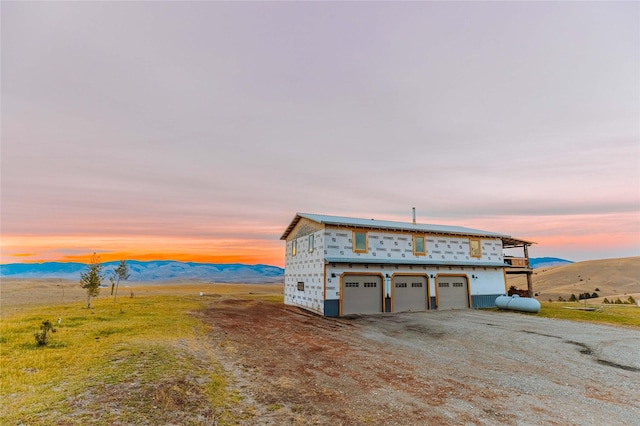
469;238;482;258
413;235;426;256
352;230;368;253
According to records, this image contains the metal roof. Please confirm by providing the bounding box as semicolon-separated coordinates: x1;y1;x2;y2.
281;213;534;246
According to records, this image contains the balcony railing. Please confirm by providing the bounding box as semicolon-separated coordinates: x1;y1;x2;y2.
504;257;529;268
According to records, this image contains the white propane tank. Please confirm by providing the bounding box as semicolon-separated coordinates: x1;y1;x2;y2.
495;294;541;313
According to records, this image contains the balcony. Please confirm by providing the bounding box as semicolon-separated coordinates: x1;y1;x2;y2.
504;257;529;268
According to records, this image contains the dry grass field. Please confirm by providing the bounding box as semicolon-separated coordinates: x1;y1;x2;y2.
508;257;640;304
0;278;281;318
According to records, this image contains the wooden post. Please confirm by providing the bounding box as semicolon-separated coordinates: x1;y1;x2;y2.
523;244;533;297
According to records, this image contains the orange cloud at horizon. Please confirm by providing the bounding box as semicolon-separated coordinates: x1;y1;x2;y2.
59;251;279;265
2;211;638;266
1;234;285;267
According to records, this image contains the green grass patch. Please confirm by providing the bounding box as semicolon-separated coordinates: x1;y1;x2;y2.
537;302;640;328
0;295;242;425
494;302;640;328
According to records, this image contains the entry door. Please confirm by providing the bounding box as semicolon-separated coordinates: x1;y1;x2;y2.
393;275;428;312
436;276;469;309
341;275;383;315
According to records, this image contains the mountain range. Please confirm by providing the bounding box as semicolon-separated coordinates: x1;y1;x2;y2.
0;261;284;283
0;257;571;282
528;257;574;269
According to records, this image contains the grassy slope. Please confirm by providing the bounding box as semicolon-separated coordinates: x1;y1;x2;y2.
508;256;640;302
0;293;242;425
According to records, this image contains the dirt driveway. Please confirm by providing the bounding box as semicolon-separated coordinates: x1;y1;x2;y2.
197;299;640;426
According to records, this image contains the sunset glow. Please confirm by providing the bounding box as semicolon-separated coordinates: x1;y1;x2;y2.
1;235;284;266
2;2;638;267
2;210;638;267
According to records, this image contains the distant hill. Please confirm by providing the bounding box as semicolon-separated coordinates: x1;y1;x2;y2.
508;257;640;303
0;261;284;283
529;257;573;269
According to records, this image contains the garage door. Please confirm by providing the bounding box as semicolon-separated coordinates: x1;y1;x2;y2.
437;276;469;309
341;275;383;315
393;275;428;312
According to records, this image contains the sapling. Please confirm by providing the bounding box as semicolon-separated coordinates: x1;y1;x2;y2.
34;320;56;346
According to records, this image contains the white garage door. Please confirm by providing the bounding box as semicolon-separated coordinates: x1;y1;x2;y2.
342;275;383;315
393;275;428;312
437;276;469;310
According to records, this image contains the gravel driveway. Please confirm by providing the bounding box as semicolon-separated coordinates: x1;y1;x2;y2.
200;299;640;425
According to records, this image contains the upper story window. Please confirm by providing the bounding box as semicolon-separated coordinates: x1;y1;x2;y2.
308;234;314;253
413;235;426;256
469;239;482;258
353;230;368;253
291;240;297;256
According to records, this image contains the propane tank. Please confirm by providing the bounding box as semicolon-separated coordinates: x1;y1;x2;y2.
495;294;541;313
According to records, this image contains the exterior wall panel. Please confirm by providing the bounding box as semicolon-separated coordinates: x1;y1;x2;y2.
324;227;504;265
471;294;503;308
284;228;325;315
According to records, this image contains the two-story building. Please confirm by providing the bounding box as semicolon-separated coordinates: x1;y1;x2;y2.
280;212;533;317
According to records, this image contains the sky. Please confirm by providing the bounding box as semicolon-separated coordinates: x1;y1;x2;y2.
1;1;639;267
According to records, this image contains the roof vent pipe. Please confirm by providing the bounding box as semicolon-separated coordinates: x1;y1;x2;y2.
412;207;416;224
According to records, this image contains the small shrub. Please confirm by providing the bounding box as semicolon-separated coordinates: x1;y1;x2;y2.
568;294;577;302
627;296;636;305
34;320;56;347
595;288;600;292
557;296;565;302
603;298;610;304
578;292;595;300
508;286;528;297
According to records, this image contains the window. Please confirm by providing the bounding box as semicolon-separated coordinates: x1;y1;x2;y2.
395;282;407;288
469;239;481;258
411;282;423;288
308;234;314;253
413;235;426;256
291;240;297;256
364;282;377;288
297;281;305;291
353;231;368;253
345;282;359;288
